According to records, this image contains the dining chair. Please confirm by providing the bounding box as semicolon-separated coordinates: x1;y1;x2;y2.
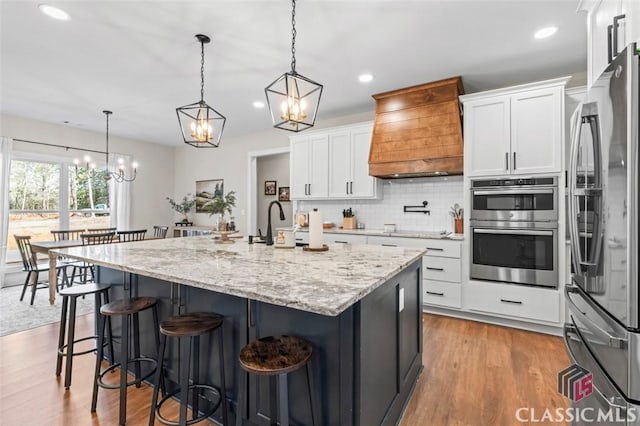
14;235;66;305
51;229;87;285
153;226;169;239
116;229;147;242
85;227;117;234
68;232;117;286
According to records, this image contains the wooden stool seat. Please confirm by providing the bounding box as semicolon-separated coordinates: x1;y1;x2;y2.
59;283;111;297
100;296;157;315
239;335;313;376
160;312;223;337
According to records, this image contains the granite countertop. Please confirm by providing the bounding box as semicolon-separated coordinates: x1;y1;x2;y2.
297;228;465;241
53;237;424;317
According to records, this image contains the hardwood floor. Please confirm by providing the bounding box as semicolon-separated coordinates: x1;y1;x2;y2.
0;313;570;425
400;314;570;426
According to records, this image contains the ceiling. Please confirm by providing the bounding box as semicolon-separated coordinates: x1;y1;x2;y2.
1;0;587;147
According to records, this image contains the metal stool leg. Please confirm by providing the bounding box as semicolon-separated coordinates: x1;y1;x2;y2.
306;363;317;426
179;336;191;426
236;369;246;426
151;305;165;394
56;295;69;377
192;335;200;420
278;373;289;426
149;333;167;426
269;376;278;426
133;312;142;387
218;326;229;426
119;313;129;426
91;313;106;412
63;296;78;388
103;292;115;365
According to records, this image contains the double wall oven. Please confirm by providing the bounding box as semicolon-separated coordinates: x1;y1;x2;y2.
470;177;559;288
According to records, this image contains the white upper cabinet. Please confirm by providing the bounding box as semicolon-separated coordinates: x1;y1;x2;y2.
329;123;378;198
292;122;379;200
582;0;639;88
460;78;568;178
290;134;329;199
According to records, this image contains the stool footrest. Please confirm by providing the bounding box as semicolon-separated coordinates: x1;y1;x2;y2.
155;384;221;426
97;357;157;389
57;335;107;357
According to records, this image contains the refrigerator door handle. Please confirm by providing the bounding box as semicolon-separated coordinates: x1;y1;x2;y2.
566;285;627;349
568;103;584;274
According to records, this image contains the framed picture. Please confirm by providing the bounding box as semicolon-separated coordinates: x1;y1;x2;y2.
195;179;224;213
264;180;277;196
278;186;290;202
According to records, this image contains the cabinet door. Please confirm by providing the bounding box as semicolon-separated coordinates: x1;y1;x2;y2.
464;96;511;177
290;137;310;199
588;0;622;87
350;125;376;198
308;134;329;198
510;87;562;175
328;131;351;198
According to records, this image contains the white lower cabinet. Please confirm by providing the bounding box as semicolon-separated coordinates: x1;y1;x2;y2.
424;281;462;309
466;281;560;324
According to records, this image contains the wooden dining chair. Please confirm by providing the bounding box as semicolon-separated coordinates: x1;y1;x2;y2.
14;235;66;305
51;229;86;284
85;227;117;234
153;226;169;239
116;229;147;242
68;232;117;286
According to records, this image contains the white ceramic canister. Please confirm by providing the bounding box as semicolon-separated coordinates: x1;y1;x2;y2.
274;227;296;248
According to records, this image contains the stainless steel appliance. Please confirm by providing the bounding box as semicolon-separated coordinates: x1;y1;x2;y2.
471;177;558;222
470;177;559;288
565;43;640;421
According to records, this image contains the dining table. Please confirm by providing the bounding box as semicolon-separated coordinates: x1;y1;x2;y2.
30;239;84;304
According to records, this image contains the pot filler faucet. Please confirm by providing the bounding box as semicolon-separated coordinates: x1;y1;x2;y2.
265;200;285;246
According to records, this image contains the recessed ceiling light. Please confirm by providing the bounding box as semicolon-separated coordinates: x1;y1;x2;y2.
39;4;70;21
534;26;557;39
252;101;265;109
358;73;373;83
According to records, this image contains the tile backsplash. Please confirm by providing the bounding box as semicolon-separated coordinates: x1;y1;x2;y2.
298;176;464;233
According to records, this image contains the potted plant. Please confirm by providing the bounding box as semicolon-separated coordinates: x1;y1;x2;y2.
450;203;463;234
166;194;196;223
203;191;236;231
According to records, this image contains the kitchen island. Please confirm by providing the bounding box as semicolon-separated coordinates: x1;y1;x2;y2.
55;237;424;425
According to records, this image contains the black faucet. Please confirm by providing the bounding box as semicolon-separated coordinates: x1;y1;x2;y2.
265;200;285;246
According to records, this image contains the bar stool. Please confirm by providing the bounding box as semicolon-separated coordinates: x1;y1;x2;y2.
56;283;114;389
236;335;316;426
149;312;229;426
91;296;161;426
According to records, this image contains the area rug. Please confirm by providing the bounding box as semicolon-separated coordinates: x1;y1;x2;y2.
0;284;94;336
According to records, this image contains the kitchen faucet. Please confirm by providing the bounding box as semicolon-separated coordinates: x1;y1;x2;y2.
265;200;285;246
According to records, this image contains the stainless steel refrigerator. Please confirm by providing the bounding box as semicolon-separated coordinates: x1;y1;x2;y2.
565;43;640;424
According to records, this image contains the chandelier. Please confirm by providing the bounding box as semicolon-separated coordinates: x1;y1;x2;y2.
176;34;226;147
101;110;137;183
265;0;323;132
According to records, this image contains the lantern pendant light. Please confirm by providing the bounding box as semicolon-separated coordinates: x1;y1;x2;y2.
176;34;226;147
265;0;323;132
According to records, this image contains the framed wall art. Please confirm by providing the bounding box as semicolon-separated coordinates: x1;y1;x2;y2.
278;186;290;202
264;180;277;196
195;179;224;213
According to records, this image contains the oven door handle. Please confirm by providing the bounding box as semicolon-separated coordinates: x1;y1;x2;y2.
472;189;555;196
565;285;627;349
473;228;553;236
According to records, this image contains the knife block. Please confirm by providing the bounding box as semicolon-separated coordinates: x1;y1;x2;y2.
342;217;357;230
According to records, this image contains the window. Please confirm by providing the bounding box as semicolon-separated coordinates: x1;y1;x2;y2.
6;157;110;263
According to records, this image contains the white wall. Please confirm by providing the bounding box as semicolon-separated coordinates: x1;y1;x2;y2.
174;111;375;233
256;153;291;235
1;114;175;232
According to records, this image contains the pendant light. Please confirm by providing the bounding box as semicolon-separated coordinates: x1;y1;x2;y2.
265;0;323;132
176;34;226;147
102;110;138;183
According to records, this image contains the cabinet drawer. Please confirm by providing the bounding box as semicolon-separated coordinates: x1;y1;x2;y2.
424;281;461;309
422;239;461;258
466;281;560;323
423;256;461;283
326;234;367;245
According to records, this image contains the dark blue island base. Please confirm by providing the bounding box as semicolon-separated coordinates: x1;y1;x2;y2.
98;257;422;425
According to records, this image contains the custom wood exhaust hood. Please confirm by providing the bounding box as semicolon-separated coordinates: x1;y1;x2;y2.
369;77;465;178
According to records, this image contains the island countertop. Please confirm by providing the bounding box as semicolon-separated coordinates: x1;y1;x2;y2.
53;237;424;316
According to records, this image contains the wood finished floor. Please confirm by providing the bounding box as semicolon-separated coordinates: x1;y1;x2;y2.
0;313;570;425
